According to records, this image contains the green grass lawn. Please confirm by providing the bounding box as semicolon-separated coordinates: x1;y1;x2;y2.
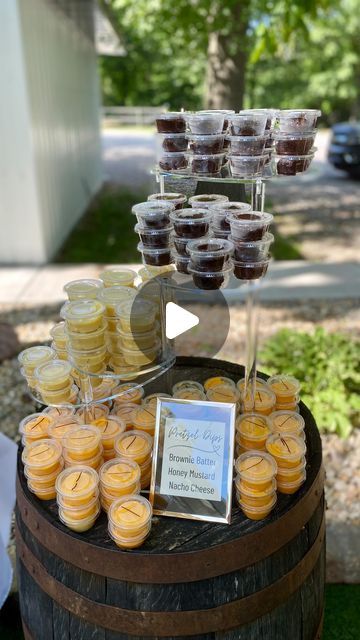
55;184;303;264
1;585;359;639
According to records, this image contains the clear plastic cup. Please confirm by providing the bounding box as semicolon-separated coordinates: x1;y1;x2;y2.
172;380;204;395
188;153;225;175
76;403;109;423
242;386;276;415
63;279;103;301
236;377;268;393
197;110;235;132
277;470;306;495
172;251;191;274
66;322;106;351
19;413;53;444
35;360;72;392
277;109;321;133
239;109;279;130
40;384;73;405
108;494;152;537
276;457;306;483
114;328;157;352
173;387;206;401
43;405;75;419
98;286;136;316
188;194;229;209
18;345;55;376
58;493;100;521
156;134;188;153
63;449;104;472
113;383;144;405
25;462;64;488
189;263;233;290
132;201;175;229
213;228;231;240
93;416;126;449
266;434;307;468
48;415;81;441
187;238;234;272
273;131;317;155
59;505;100;532
238;494;277;520
117;299;156;333
49;322;67;350
68;345;107;370
275;399;300;413
108;522;151;549
99;268;137;289
186;134;225;154
148;192;187;210
235;476;277;508
170;208;213;238
233;258;270;281
114;430;153;466
231;232;274;262
230;113;267;136
173;233;211;257
22;439;63;475
51;343;68;361
206;384;240;404
111;402;138;429
122;341;160;367
62;425;102;461
61;300;105;334
100;458;141;496
135;224;173;249
100;480;141;512
226;134;268;156
228;211;273;242
273;152;315;176
235;451;277;490
158;152;188;172
137;242;173;267
143;393;172;407
156;112;186;134
103;449;116;462
27;482;57;501
267;375;301;403
55;466;99;506
236;413;271;450
203;376;235;391
91;378;118;402
209;201;252;233
229;154;267;177
186;113;225;135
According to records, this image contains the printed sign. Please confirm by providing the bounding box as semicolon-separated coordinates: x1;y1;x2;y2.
150;398;236;523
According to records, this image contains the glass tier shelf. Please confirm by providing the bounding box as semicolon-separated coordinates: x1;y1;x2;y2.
153;166;273;184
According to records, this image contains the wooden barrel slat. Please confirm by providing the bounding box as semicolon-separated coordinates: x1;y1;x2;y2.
16;357;325;639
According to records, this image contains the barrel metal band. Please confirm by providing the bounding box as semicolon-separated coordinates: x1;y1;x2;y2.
16;465;324;584
15;513;325;637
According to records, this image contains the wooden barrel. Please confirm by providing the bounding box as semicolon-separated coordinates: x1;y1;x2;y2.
16;357;325;640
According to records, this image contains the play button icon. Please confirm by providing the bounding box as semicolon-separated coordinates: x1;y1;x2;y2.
165;302;199;339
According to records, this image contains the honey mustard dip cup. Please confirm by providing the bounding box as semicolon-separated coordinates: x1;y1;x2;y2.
61;299;105;334
56;466;99;507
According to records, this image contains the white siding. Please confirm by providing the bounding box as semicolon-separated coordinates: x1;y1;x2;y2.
0;0;102;264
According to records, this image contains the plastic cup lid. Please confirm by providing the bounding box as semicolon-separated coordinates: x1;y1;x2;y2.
22;439;62;467
99;268;137;285
170;208;212;222
235;451;277;479
132;201;175;215
108;494;152;529
18;345;55;366
266;433;306;460
99;458;141;488
209;201;252;213
55;465;99;497
186;238;234;256
63;279;103;295
61;299;105;321
35;359;72;382
62;425;102;451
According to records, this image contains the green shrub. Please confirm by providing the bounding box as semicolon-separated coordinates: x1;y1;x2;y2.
259;327;360;437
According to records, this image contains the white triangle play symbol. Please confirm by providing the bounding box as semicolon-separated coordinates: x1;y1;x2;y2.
165;302;199;340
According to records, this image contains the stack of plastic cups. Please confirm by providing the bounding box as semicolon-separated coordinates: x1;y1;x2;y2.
148;192;187;210
111;402;138;430
19;413;54;446
233;109;278;168
208;201;251;239
170;208;213;276
235;413;271;456
155;111;188;173
63;279;103;302
268;411;305;440
132;201;175;270
227;112;268;177
114;430;153;489
108;494;153;549
266;432;307;495
116;300;160;372
61;299;108;387
185;112;227;176
267;374;301;412
99;458;141;512
62;425;104;471
187;237;234;290
172;380;206;401
49;322;68;360
18;345;55;392
92;415;126;461
56;466;100;532
22;439;64;501
48;414;81;443
132;404;157;437
97;285;136;377
99;268;137;289
234;451;278;520
228;211;274;281
35;359;75;406
273;109;320;176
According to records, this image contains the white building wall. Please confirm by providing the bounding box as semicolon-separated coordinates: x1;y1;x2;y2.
0;0;102;264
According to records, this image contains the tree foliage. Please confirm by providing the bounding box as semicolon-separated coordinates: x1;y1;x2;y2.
99;0;359;122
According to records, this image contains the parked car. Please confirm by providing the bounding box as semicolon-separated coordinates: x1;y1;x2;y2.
328;122;360;178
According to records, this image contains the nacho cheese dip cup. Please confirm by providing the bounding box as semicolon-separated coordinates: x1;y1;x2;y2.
62;425;102;461
114;430;152;466
22;439;63;476
19;413;52;444
235;451;277;490
35;360;72;392
92;416;126;450
61;300;105;333
47;415;81;441
266;374;301;403
236;413;271;449
100;458;141;496
108;494;152;538
56;466;99;506
239;494;277;520
266;434;306;468
269;411;305;437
